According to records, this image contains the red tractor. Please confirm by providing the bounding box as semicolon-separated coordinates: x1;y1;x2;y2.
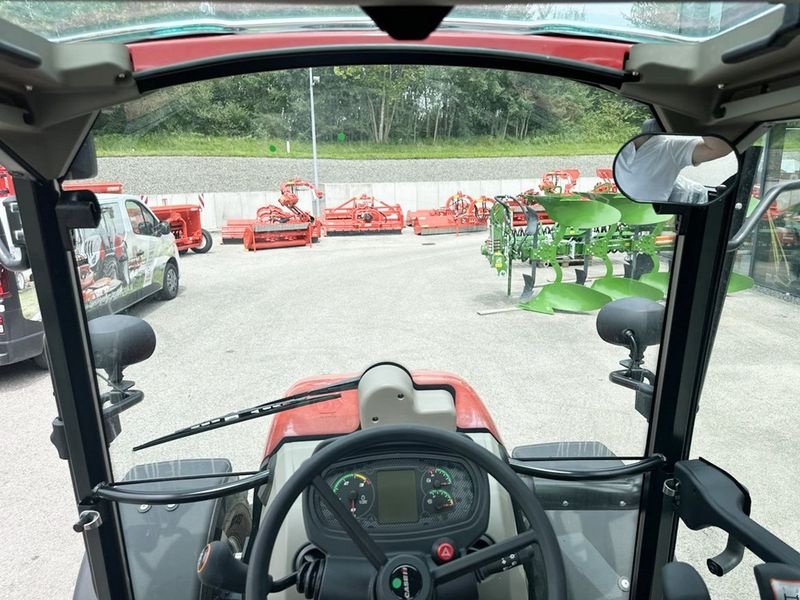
148;197;213;254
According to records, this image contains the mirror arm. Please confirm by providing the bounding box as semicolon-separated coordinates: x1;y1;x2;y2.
0;199;30;271
0;236;28;271
728;179;800;251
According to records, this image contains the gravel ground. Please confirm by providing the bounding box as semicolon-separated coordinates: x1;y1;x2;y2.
97;155;615;194
0;233;797;599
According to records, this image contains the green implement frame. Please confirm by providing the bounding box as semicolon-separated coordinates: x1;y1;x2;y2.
481;193;753;314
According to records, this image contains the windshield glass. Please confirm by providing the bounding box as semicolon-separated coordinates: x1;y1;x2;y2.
0;1;776;42
78;64;672;596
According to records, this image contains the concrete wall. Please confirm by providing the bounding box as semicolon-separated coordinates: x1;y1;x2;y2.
144;177;606;231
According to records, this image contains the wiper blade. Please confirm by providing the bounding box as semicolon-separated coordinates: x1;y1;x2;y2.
134;376;361;451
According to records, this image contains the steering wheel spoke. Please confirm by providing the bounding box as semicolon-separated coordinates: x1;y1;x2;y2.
311;475;388;570
431;529;538;585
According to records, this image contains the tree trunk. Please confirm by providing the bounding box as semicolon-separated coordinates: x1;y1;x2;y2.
367;95;379;143
378;94;386;143
433;105;442;142
502;113;510;140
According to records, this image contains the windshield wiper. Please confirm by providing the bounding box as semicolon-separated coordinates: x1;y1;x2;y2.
133;376;361;451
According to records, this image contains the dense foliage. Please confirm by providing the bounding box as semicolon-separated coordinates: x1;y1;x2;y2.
96;66;650;146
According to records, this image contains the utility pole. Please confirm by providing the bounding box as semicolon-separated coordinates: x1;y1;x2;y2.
309;68;320;215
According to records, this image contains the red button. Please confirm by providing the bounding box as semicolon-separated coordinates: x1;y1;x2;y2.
436;542;455;562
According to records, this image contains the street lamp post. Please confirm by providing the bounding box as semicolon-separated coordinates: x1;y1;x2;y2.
308;67;320;215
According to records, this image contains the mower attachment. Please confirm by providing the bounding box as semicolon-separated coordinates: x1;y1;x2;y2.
411;192;494;235
323;194;404;235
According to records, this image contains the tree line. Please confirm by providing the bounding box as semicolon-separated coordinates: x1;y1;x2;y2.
96;66;649;145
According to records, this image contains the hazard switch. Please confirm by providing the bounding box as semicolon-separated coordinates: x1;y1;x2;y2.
432;538;457;564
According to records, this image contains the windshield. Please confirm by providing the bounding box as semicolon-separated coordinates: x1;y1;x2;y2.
0;1;776;42
70;64;670;597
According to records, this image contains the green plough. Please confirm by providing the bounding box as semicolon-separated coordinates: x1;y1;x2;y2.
481;193;753;314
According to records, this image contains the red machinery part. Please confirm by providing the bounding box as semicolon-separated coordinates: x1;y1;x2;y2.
242;222;312;251
262;370;503;459
324;194;404;235
539;169;580;195
149;203;205;252
222;179;323;247
62;181;124;194
222;219;257;244
514;190;555;227
593;168;618;193
0;166;15;197
411;192;494;235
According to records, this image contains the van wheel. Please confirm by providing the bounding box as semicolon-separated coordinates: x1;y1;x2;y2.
191;230;213;254
31;349;49;370
157;262;179;301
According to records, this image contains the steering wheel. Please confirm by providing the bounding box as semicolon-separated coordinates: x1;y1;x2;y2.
246;425;567;600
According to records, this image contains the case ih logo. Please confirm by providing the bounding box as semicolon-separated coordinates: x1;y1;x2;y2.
389;564;422;600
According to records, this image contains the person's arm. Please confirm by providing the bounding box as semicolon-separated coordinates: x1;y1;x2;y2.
692;137;732;165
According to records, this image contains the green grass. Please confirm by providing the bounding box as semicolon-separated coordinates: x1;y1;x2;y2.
96;133;623;160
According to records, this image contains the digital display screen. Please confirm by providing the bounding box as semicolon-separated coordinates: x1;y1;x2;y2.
376;470;419;524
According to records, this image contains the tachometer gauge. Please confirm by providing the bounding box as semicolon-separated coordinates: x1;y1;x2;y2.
421;467;453;493
331;472;375;518
423;489;455;513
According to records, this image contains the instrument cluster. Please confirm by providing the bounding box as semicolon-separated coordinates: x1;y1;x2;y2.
314;455;478;533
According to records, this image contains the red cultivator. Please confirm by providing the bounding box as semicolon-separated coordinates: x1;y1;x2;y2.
410;192;495;235
539;169;580;195
149;198;213;254
242;179;323;251
592;168;618;193
323;194;404;235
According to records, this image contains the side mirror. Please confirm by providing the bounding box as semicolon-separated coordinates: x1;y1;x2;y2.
597;298;664;420
64;134;98;181
158;220;171;236
49;315;155;458
613;134;739;205
89;314;156;384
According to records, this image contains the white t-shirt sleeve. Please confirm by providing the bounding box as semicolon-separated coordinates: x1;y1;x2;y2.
666;137;703;169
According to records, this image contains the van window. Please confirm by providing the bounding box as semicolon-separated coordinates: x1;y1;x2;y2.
125;200;157;235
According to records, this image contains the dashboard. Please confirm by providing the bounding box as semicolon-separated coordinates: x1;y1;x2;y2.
304;451;490;553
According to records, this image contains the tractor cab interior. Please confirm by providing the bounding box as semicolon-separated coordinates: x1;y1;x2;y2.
0;3;799;600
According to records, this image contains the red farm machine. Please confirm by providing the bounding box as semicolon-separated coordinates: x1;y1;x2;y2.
538;169;580;195
323;194;404;235
592;168;618;193
230;179;323;251
148;198;213;254
409;192;495;235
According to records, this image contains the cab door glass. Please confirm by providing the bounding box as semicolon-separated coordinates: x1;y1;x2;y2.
675;128;800;597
